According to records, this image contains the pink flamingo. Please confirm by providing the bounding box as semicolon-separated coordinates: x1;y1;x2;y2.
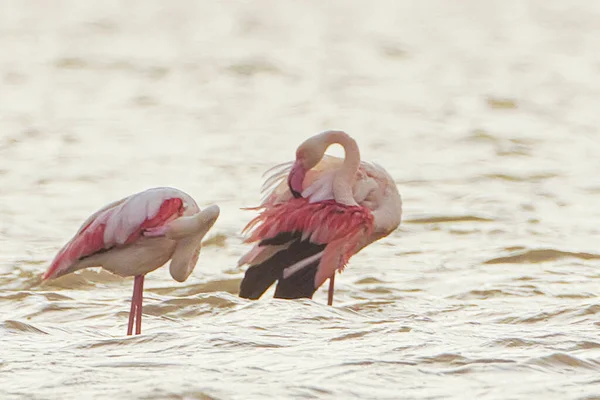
42;187;220;335
238;130;402;305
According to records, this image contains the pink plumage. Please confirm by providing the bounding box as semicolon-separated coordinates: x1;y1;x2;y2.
238;131;402;305
42;187;220;335
43;196;184;281
243;199;373;242
242;198;374;285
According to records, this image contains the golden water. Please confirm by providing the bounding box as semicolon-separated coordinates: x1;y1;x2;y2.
1;1;600;399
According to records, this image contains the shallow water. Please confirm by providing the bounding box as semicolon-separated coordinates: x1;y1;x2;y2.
2;1;600;399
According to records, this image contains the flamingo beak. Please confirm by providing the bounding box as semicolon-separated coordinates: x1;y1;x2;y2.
287;161;306;198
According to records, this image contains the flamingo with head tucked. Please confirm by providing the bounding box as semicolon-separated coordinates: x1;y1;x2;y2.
42;187;220;335
238;130;402;305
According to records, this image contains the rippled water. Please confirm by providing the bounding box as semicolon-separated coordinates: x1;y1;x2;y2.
2;1;600;399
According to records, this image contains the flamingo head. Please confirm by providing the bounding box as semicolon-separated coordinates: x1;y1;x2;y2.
287;133;331;197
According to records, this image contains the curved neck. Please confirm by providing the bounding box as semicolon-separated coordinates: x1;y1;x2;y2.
324;130;361;177
323;131;361;205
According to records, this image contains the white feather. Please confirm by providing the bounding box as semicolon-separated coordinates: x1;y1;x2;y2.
103;187;194;245
282;251;325;279
260;162;293;194
302;171;335;203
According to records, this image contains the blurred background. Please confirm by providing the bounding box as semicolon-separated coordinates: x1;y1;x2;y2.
1;1;600;399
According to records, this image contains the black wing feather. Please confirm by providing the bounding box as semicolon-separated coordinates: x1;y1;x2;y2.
239;231;326;300
273;260;319;299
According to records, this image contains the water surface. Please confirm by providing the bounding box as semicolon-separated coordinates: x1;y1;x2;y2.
1;1;600;399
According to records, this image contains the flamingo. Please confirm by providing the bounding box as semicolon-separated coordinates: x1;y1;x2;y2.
237;130;402;305
42;187;220;335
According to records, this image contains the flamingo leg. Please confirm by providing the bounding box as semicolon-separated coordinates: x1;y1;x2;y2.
327;274;335;306
127;275;145;336
135;275;144;335
127;278;138;335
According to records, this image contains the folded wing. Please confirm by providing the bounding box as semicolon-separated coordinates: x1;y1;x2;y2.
238;197;373;300
43;188;188;280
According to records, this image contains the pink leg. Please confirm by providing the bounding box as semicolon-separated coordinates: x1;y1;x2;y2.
135;275;144;335
327;274;335;306
127;275;144;336
127;278;138;335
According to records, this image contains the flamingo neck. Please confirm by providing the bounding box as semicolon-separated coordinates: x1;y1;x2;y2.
324;131;360;206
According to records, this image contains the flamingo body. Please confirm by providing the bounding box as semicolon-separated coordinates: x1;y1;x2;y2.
42;187;220;334
238;131;402;303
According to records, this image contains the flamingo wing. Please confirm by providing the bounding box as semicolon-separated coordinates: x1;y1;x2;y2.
43;188;188;280
240;231;327;299
238;197;373;300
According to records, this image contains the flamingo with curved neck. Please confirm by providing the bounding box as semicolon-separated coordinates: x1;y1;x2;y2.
238;130;402;306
